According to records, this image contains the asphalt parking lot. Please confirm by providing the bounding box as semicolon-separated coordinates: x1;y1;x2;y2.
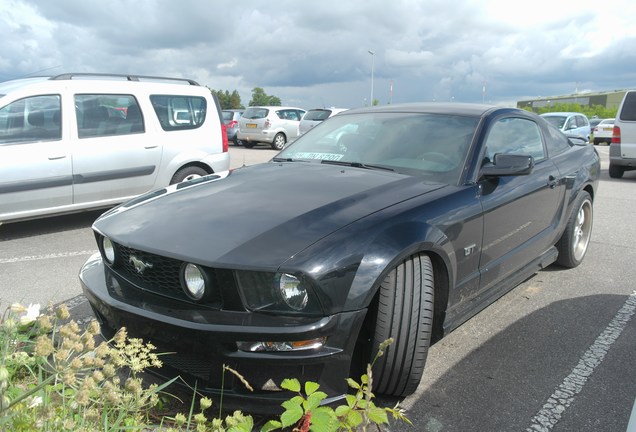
1;144;634;431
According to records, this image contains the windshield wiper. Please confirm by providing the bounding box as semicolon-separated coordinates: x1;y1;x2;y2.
320;160;395;171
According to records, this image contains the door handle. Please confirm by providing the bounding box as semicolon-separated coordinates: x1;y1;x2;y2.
48;155;67;160
144;145;159;149
547;175;558;189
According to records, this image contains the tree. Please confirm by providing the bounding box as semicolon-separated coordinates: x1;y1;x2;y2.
249;87;281;106
208;88;244;109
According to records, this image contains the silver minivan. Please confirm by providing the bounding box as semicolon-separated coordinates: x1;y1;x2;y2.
609;90;636;178
237;106;306;150
0;73;229;223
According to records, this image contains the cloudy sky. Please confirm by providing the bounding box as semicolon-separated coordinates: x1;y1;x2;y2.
2;0;635;109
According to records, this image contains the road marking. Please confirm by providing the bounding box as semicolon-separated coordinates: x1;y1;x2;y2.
527;291;636;431
0;250;97;264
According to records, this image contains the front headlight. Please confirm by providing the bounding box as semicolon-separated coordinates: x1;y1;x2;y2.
278;273;308;311
101;237;115;264
235;271;322;315
181;263;207;301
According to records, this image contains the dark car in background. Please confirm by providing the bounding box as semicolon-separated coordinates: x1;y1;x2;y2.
80;103;600;413
222;109;244;146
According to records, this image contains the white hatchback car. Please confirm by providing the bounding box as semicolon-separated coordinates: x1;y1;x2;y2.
592;118;614;145
0;73;229;223
237;106;306;150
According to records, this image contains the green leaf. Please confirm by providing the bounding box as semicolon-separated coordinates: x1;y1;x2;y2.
305;380;321;396
260;420;282;432
334;405;351;417
306;391;328;411
368;407;389;425
345;394;358;408
280;404;304;428
346;410;363;427
281;378;301;393
346;378;361;390
309;407;339;432
227;416;253;432
360;374;368;385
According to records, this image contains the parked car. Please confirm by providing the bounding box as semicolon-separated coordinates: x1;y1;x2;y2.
298;108;348;135
540;112;590;142
80;103;599;413
0;73;229;223
592;118;614;145
589;117;603;134
609;91;636;178
222;109;244;146
237;106;306;150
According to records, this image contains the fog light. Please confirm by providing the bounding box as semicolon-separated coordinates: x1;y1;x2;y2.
278;273;308;311
182;263;206;300
102;237;115;264
237;337;327;352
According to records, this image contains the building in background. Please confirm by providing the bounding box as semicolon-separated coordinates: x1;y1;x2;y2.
517;89;631;111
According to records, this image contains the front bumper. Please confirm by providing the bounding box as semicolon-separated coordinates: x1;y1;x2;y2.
79;253;367;414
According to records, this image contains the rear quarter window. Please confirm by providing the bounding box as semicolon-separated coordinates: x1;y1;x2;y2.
619;92;636;121
150;95;207;131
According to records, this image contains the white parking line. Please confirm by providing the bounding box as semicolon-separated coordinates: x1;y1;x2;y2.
527;291;636;431
0;250;97;264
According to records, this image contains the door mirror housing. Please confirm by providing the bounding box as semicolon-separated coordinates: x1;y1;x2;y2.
481;153;534;177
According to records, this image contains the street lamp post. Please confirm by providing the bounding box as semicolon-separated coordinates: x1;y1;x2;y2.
368;50;375;106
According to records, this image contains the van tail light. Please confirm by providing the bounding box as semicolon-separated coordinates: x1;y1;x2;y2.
612;125;621;144
228;120;238;129
221;124;229;152
264;119;271;129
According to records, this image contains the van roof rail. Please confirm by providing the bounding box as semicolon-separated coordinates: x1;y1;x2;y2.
50;73;200;86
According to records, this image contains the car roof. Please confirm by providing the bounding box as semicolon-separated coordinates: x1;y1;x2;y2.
342;102;502;117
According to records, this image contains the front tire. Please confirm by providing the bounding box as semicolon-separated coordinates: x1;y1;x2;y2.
371;254;434;396
170;166;208;184
271;133;286;150
556;191;593;268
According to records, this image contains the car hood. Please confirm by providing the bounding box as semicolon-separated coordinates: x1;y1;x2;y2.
94;162;445;269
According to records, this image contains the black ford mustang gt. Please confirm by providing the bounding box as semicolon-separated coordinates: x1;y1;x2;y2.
80;103;600;413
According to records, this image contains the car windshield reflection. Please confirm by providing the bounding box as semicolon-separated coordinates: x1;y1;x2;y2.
277;112;477;185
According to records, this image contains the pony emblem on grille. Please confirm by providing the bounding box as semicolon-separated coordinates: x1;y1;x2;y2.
129;255;153;274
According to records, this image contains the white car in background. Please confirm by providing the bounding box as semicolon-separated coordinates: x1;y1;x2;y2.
237;106;306;150
299;108;349;136
592;118;614;145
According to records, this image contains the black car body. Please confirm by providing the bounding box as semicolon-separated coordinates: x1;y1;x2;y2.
80;103;600;413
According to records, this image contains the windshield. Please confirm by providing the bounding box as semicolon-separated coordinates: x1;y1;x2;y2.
277;112;478;185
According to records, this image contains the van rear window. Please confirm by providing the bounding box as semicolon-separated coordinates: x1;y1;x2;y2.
620;92;636;121
150;95;206;131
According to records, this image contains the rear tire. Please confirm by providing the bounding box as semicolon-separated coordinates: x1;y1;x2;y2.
170;166;208;184
243;141;255;148
609;164;624;179
271;133;286;150
371;254;434;397
556;191;593;268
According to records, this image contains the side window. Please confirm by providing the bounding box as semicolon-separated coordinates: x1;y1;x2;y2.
484;117;545;162
150;95;207;131
544;122;572;156
576;116;588;128
75;94;143;138
0;95;61;144
565;117;576;130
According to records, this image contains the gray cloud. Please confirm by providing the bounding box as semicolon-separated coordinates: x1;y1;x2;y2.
1;0;635;109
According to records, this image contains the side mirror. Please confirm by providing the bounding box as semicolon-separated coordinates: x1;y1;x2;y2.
481;153;534;177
